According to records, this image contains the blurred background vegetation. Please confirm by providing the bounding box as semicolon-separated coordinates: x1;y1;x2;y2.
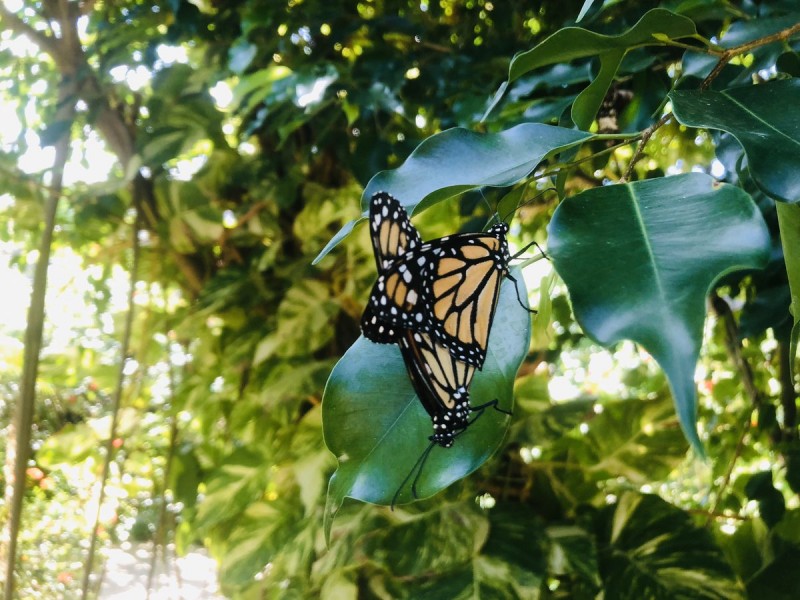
0;0;798;598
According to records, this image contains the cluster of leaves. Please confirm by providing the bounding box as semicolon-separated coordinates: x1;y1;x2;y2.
0;0;798;599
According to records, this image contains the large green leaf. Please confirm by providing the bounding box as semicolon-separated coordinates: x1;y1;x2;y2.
598;493;745;599
322;275;531;538
313;123;591;263
777;202;800;373
547;173;771;451
499;9;696;129
670;79;800;203
363;124;590;211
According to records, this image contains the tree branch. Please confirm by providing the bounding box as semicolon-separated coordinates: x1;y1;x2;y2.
701;22;800;90
80;207;142;599
620;112;672;183
622;21;800;181
0;3;61;58
3;73;76;600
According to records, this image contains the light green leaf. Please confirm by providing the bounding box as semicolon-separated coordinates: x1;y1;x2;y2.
507;9;696;129
548;173;771;451
275;279;337;357
36;422;101;467
323;275;531;539
670;79;800;203
195;455;267;532
320;572;358;600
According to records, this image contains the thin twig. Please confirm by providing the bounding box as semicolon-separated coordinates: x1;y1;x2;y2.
712;295;760;406
80;209;142;599
706;415;751;528
701;22;800;90
620;112;672;183
687;508;748;521
705;295;762;527
621;21;800;181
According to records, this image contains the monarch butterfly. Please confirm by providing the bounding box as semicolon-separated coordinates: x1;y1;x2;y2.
362;192;532;368
362;191;517;505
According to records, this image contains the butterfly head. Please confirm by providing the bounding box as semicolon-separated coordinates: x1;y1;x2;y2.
489;221;510;236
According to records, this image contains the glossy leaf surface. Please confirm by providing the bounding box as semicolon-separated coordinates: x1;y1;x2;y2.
323;275;530;537
548;173;770;451
504;9;696;129
671;79;800;203
313;123;591;263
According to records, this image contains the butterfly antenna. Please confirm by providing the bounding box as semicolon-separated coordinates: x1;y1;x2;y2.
391;439;436;510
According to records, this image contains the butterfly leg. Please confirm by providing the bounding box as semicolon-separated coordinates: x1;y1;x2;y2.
511;240;549;261
468;399;512;424
504;273;538;315
391;439;436;510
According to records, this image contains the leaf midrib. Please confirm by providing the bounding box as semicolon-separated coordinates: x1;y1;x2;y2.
625;183;668;306
721;90;800;150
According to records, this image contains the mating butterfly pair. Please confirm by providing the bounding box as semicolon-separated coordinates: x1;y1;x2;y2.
360;192;529;504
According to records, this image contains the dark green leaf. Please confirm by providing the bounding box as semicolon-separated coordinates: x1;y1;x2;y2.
483;504;549;591
323;275;531;538
364;124;592;213
670;79;800;203
598;493;745;599
507;9;696;129
746;545;800;600
315;124;591;263
745;471;786;528
548;173;771;451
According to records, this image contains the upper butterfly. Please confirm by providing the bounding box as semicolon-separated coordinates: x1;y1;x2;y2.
361;191;512;369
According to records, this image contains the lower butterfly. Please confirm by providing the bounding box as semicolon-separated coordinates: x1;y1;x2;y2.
361;191;515;506
393;328;510;506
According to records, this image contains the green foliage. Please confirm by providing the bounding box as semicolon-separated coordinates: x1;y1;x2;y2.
670;79;800;202
1;0;800;598
548;174;771;451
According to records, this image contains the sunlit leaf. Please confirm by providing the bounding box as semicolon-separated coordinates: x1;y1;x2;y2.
274;279;338;357
548;173;771;451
